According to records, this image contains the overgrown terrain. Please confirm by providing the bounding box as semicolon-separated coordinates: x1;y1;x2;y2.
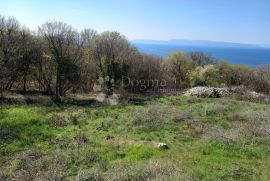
1;94;270;180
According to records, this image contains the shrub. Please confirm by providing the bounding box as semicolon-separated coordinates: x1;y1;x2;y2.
186;119;205;138
253;65;270;94
221;166;255;180
70;114;79;125
7;151;65;181
104;159;192;181
204;103;229;116
50;135;73;148
77;170;103;181
0;126;20;142
188;65;224;87
74;133;89;148
228;111;252;122
164;51;194;88
49;114;67;127
228;109;270;141
77;159;192;181
172;111;193;123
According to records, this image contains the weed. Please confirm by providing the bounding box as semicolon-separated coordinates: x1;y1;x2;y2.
50;114;67;127
74;133;89;148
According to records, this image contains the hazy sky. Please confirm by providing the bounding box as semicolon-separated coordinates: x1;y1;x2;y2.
0;0;269;44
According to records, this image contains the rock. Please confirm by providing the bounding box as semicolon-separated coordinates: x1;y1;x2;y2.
93;84;102;92
158;143;168;149
96;93;106;102
249;91;264;99
244;91;270;103
96;93;120;105
107;94;120;105
184;87;229;97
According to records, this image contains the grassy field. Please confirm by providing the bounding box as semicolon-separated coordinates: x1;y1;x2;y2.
1;94;270;180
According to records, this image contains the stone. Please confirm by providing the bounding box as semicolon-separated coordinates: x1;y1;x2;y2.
184;86;229;97
158;142;168;149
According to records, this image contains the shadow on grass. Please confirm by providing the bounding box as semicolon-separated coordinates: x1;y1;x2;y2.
0;93;155;107
0;94;99;107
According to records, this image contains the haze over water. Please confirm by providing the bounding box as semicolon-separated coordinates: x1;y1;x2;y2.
133;43;270;67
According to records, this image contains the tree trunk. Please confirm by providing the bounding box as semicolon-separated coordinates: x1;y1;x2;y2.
106;82;113;96
23;75;27;94
55;63;61;102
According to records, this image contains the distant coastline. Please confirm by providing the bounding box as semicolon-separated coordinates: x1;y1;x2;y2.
131;39;269;48
131;40;270;67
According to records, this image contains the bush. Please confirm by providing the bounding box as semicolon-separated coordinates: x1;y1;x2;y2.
189;65;224;87
204;103;229;116
74;133;89;148
253;65;270;94
0;126;20;142
172;111;193;123
7;151;66;181
76;159;192;181
49;114;67;127
164;51;194;88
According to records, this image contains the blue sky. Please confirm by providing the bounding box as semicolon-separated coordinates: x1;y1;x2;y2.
0;0;269;44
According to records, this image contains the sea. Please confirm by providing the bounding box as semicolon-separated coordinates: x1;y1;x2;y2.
133;43;270;67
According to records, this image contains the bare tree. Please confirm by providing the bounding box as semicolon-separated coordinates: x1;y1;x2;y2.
79;29;98;91
93;31;135;95
39;22;83;101
0;16;24;91
190;52;216;67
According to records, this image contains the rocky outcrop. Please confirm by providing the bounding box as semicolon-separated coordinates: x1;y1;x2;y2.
184;86;270;103
184;87;230;97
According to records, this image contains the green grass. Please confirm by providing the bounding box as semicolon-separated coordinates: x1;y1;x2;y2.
1;95;270;180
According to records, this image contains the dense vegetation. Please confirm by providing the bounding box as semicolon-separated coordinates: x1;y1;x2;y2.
1;15;270;101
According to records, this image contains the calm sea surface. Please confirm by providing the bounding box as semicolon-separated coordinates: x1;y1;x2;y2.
133;43;270;67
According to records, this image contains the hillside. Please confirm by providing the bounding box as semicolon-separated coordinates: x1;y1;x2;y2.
1;94;270;180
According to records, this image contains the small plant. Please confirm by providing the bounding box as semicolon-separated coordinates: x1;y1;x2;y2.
84;151;100;163
172;111;192;123
77;170;103;181
50;114;67;127
204;103;229;116
70;114;79;125
132;105;167;130
228;111;251;122
0;127;20;142
74;133;88;148
50;135;72;148
96;121;112;131
186;119;205;138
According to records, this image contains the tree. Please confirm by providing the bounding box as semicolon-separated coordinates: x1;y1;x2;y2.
163;51;194;88
39;22;83;101
190;52;216;67
80;29;98;91
93;31;135;95
0;16;22;91
125;53;164;92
